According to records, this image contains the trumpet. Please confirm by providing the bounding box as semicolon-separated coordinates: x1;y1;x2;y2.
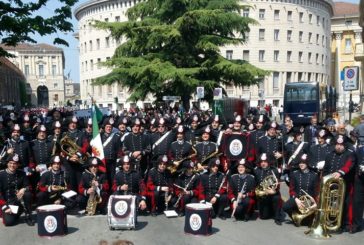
60;135;89;164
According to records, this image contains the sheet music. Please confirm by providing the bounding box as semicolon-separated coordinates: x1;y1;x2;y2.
62;190;77;199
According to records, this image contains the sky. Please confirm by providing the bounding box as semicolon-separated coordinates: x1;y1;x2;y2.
33;0;361;83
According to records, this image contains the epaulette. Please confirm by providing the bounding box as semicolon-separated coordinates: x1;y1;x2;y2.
248;174;255;178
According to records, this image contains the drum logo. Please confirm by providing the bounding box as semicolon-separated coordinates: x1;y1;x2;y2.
189;214;202;231
229;139;243;156
115;200;128;216
44;215;57;233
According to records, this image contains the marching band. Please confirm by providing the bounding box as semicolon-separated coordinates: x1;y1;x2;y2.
0;108;363;236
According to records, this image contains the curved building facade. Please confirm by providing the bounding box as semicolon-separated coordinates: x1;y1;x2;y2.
75;0;334;109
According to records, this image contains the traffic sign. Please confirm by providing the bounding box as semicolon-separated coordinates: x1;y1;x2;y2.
213;88;223;100
162;96;181;101
196;87;204;99
343;66;359;91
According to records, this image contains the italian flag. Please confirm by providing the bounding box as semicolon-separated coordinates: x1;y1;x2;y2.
90;103;106;173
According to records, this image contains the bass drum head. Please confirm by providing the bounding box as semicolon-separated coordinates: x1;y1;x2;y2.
37;204;65;212
111;197;132;219
186;203;211;210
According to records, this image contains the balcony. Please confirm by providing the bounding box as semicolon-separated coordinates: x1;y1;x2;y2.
354;43;364;61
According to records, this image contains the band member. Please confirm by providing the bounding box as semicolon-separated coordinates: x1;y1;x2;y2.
101;118;121;192
77;157;109;215
282;154;319;226
150;118;174;167
116;117;130;145
83;118;93;143
322;135;355;232
168;126;196;174
123;118;150;174
228;159;256;221
174;160;200;216
112;156;147;211
308;129;332;171
210;115;222;143
353;145;364;233
62;116;89;192
304;115;319;146
185;115;201;145
195;126;218;171
37;155;70;207
250;115;267;149
146;155;173;216
21;114;35;141
198;158;228;219
256;122;283;169
284;126;309;171
0;153;34;226
29;125;53;189
254;153;283;225
48;121;63;156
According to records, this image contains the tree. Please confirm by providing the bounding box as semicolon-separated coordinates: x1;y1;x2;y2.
0;0;78;57
94;0;269;109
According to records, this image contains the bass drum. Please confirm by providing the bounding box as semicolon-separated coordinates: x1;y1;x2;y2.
184;203;212;236
37;204;67;237
107;195;137;230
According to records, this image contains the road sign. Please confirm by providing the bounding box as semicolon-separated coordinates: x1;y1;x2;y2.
343;66;359;91
213;88;223;100
196;87;204;99
162;96;181;101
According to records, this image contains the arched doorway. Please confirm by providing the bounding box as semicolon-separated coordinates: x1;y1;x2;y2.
37;85;49;107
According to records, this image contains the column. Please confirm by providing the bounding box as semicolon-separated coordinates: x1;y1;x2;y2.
334;32;343;107
354;31;363;105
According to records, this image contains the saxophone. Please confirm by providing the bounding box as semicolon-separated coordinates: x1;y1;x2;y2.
86;175;102;215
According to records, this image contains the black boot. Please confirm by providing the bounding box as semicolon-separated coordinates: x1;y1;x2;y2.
25;214;35;226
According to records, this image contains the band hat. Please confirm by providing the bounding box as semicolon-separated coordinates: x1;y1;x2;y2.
238;158;246;166
248;123;255;131
131;118;141;126
87;118;92;125
203;126;211;134
71;116;78;123
269;122;278;129
159;118;165;126
259;153;268;162
37;125;47;133
182;160;195;169
177;125;184;134
176;117;182;124
213;115;219;122
53;121;62;129
335;135;345;145
299;154;308;164
12;124;21;132
208;157;220;168
317;129;327;138
235;115;242;123
258;114;264;123
23;114;30;122
158;155;169;163
6;153;19;163
51;155;61;164
192;115;199;123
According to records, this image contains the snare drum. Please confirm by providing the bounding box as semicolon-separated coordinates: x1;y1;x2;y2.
184;203;212;236
107;195;137;230
37;204;67;237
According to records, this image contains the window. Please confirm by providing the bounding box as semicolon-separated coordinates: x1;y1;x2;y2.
273;72;279;89
308;73;312;81
96;39;100;49
226;50;233;60
308;52;312;63
299;12;304;22
274;50;279;62
316;34;319;45
243;50;250;61
38;56;43;59
259;50;265;62
85;61;88;71
259;29;265;40
245;31;250;41
259;9;265;19
24;65;29;76
287;51;292;62
54;94;58;102
345;38;352;53
316;15;320;25
243;8;249;17
322;35;325;46
97;58;101;69
84;42;87;53
274;10;280;20
298;72;303;81
89;40;93;51
287;11;292;21
107;85;112;94
287;30;292;41
54;83;58;89
286;72;292;83
115;16;120;22
316;53;319;64
299;31;303;42
274;29;280;41
309;14;312;24
308;32;312;43
52;65;57;76
322;54;324;65
299;51;303;63
105;18;109;22
345;20;352;26
323;17;325;27
38;64;44;76
105;37;110;48
90;60;94;70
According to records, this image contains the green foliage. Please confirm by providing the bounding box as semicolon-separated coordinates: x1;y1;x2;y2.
0;0;78;57
94;0;268;104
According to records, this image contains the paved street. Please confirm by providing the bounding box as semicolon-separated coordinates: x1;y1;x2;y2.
0;183;363;245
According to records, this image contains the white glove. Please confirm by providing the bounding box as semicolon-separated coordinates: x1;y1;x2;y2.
316;161;325;170
359;165;364;172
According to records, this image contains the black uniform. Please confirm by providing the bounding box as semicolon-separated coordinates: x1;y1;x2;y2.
8;138;31;169
308;143;332;169
195;141;218;165
0;169;33;226
257;135;282;168
285;141;309;170
353;146;364;232
123;132;150;174
174;172;199;214
150;131;174;166
100;131;120;192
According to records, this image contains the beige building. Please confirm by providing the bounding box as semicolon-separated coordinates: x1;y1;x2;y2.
75;0;334;109
331;2;362;108
354;0;364;113
2;43;66;107
65;78;81;105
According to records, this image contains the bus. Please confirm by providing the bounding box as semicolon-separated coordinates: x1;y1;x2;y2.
283;82;336;124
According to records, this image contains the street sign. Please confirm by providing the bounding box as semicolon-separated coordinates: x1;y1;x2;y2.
196;87;204;99
213;88;223;100
343;66;359;91
162;96;181;101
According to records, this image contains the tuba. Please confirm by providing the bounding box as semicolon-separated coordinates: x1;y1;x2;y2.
305;174;345;238
292;189;317;226
255;172;279;197
60;135;88;164
85;175;102;215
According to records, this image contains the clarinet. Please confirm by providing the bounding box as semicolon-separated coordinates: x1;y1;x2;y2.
173;174;198;208
216;170;230;197
231;182;247;218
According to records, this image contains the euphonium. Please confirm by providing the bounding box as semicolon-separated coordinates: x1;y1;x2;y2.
305;174;345;238
86;175;102;216
292;189;317;226
60;135;88;164
255;174;278;197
